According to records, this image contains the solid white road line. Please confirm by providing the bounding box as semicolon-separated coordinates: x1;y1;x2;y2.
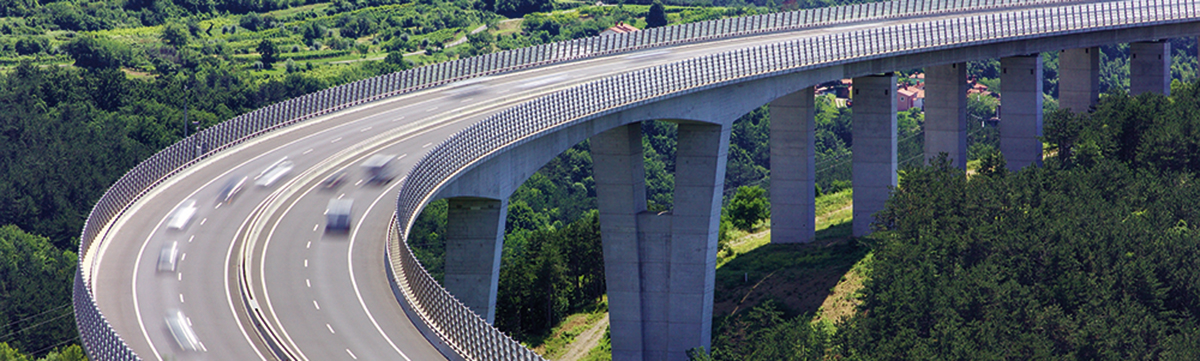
347;174;413;360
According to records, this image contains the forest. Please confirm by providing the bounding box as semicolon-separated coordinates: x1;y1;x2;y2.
4;0;1200;358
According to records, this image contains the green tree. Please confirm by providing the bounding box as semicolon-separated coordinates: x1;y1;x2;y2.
727;185;769;231
62;36;129;69
161;22;190;47
257;39;278;67
646;0;668;28
384;51;410;71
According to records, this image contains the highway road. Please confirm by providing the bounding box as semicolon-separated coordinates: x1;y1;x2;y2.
83;1;1173;359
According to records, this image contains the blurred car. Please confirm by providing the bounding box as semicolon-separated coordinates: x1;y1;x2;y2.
360;154;395;185
255;158;294;187
166;200;197;230
165;309;202;352
217;176;247;204
325;199;354;232
157;241;179;272
320;170;347;190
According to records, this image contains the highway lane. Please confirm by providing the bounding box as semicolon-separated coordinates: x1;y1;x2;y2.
87;2;1104;359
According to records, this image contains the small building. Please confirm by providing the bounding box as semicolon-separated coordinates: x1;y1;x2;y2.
601;22;640;36
897;85;924;111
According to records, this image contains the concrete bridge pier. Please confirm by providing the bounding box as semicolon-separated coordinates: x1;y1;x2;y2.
1059;47;1100;113
1000;55;1044;170
1130;40;1171;96
924;63;969;169
768;87;816;243
851;73;897;237
442;197;507;323
594;121;729;361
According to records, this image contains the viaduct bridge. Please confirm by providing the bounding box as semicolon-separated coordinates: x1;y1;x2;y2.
73;1;1200;360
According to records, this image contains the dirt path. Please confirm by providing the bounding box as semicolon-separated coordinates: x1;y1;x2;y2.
557;314;609;361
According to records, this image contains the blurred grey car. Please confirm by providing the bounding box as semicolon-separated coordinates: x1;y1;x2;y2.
165;309;202;352
157;241;179;272
217;176;246;204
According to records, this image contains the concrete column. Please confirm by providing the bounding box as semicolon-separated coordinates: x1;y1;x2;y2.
1000;55;1044;170
442;197;506;324
768;88;815;243
924;63;969;169
592;123;647;361
663;122;728;361
1130;41;1171;96
594;121;729;361
851;74;897;237
1059;47;1100;113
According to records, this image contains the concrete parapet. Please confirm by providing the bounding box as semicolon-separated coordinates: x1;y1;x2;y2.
1130;41;1171;96
851;74;897;237
768;87;816;243
1000;55;1044;170
1059;47;1100;113
924;63;968;169
443;197;506;324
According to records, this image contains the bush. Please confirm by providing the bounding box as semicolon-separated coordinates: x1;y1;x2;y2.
727;185;769;231
13;36;48;55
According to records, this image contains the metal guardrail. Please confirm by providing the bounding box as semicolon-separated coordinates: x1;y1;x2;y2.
388;0;1198;360
74;0;1186;359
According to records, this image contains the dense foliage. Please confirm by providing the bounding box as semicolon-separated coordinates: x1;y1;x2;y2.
0;226;77;356
0;343;85;361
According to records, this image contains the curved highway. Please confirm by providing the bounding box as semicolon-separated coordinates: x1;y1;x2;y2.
78;0;1200;360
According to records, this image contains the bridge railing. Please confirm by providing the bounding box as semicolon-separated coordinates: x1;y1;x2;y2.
76;0;1165;359
389;0;1198;360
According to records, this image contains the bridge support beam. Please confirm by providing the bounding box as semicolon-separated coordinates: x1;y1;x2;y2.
1000;55;1044;171
852;74;897;237
769;87;816;243
1130;40;1171;96
924;62;969;169
593;123;648;361
595;121;728;361
1059;47;1100;113
442;197;506;324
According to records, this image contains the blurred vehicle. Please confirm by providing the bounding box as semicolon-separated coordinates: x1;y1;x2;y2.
157;241;179;272
165;309;202;352
325;199;354;232
166;200;197;230
321;170;348;190
255;159;294;187
446;76;491;97
360;154;395;185
518;74;568;90
217;176;247;204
